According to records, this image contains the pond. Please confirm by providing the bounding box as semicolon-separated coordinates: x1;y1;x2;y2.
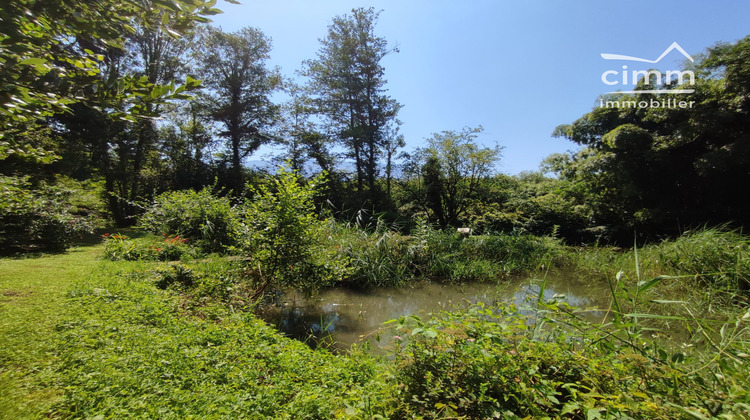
261;272;614;353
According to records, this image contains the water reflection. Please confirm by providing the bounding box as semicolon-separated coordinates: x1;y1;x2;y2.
261;272;612;352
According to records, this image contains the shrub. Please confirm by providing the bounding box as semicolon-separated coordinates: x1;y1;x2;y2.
151;259;250;307
102;233;197;262
240;167;350;297
154;263;196;290
390;304;684;419
0;176;94;253
138;187;240;253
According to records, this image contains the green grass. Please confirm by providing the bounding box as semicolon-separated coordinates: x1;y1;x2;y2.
1;240;395;418
560;228;750;316
0;245;102;418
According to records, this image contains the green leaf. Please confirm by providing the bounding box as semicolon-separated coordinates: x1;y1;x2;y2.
19;57;51;74
636;276;662;294
586;408;603;419
19;57;47;66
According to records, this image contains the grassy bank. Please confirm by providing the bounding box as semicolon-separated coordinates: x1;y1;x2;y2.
560;228;750;321
1;242;396;418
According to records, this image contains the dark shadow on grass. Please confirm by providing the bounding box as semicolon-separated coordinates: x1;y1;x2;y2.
0;227;151;259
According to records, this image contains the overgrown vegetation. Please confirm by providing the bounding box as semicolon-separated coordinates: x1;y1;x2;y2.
0;176;98;253
389;296;750;419
138;187;241;254
107;179;561;294
5;0;750;249
56;261;395;418
3;0;750;417
3;230;749;418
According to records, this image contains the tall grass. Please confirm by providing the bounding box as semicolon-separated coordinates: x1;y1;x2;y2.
563;228;750;308
657;227;750;294
530;230;750;418
326;220;562;288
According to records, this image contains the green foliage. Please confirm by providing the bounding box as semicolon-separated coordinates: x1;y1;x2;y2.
139;187;240;253
242;167;350;297
0;0;214;130
330;220;415;288
549;36;750;241
563;227;750;298
0;176;94;253
408;221;559;283
47;248;396;418
462;233;561;273
154;263;197;290
196;26;280;192
3;220;750;419
326;219;560;288
390;304;681;419
161;259;247;306
551;247;750;419
657;227;750;292
302;7;401;202
401;126;503;228
103;233;197;262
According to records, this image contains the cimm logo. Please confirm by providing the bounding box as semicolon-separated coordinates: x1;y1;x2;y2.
600;42;695;94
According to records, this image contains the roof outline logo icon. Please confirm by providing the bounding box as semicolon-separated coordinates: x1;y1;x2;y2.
601;41;694;63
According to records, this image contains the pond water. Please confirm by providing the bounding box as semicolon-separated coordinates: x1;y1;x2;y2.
261;272;614;352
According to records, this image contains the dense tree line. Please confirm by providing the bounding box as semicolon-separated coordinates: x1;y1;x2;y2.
546;37;750;242
1;0;749;251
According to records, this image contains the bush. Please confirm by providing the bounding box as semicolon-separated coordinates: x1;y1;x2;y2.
240;167;350;297
138;187;241;253
103;233;197;262
0;176;94;253
390;304;684;419
151;259;252;308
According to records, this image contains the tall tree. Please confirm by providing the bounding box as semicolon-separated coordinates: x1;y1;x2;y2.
52;6;203;224
551;36;750;241
158;100;214;191
403;126;502;228
124;6;196;203
276;80;316;172
197;26;280;193
302;7;401;204
0;0;220;244
382;122;405;200
0;0;215;138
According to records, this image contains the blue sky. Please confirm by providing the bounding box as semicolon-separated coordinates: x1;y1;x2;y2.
210;0;750;174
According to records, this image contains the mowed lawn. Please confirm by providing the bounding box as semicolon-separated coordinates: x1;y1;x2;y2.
0;244;103;418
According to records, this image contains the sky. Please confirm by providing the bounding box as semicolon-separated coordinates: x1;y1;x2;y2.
210;0;750;175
